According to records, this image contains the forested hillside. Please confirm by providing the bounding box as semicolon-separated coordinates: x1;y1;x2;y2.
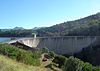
0;13;100;37
36;13;100;36
0;29;33;37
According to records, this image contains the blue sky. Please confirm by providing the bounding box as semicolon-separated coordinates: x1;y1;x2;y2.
0;0;100;29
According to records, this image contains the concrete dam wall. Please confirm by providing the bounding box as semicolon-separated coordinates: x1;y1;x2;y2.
15;36;100;54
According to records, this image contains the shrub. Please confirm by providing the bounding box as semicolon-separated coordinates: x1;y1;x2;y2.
17;50;40;66
63;56;83;71
0;43;20;59
63;56;99;71
52;55;67;68
41;47;49;53
82;62;93;71
48;51;55;59
0;43;40;66
32;50;42;59
93;67;100;71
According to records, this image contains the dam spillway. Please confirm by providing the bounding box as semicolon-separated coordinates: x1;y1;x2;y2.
8;36;100;54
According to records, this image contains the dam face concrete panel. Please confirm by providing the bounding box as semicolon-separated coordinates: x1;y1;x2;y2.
18;36;100;54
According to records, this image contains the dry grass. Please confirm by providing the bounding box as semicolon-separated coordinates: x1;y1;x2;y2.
0;54;46;71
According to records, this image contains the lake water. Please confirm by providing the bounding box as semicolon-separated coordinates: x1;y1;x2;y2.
0;37;11;42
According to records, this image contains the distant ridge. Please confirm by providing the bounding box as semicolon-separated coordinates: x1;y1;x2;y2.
13;27;25;30
0;27;25;32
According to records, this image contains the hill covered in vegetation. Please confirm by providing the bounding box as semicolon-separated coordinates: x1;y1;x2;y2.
0;13;100;37
36;13;100;36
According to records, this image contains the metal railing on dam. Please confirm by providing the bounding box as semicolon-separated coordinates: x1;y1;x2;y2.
8;36;100;54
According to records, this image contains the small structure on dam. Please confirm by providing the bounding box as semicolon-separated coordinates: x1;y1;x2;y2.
8;36;100;55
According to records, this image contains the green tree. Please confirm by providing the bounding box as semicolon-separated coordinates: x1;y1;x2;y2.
53;55;66;68
63;56;83;71
48;51;55;59
82;62;93;71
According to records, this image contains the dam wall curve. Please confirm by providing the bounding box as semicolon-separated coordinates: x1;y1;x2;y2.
15;36;100;54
